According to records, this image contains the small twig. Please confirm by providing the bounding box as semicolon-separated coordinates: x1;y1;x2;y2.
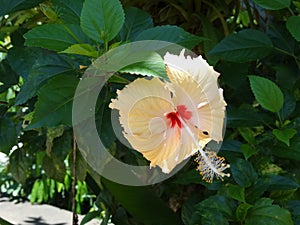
72;135;78;225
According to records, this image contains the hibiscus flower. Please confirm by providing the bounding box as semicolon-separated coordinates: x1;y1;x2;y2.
109;50;230;182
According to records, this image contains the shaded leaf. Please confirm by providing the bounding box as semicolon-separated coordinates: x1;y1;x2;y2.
230;158;258;187
80;0;125;43
24;24;90;51
42;154;66;183
236;203;253;221
26;74;79;129
266;174;300;191
208;29;273;62
0;117;17;154
225;184;246;202
135;25;206;49
253;0;291;10
119;7;153;41
249;75;284;112
0;60;19;93
16;53;79;105
0;0;43;16
9;148;29;184
272;137;300;161
286;16;300;42
246;198;293;225
102;177;183;225
287;200;300;225
51;0;83;24
241;144;258;160
273;128;297;146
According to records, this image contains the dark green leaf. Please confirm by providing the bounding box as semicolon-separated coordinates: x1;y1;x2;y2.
26;74;79;129
24;24;90;51
102;177;183;225
236;203;253;221
208;29;273;62
80;0;125;43
119;7;153;41
9;148;29;184
241;144;258;160
225;184;246;202
246;198;293;225
80;210;101;225
16;53;79;105
7;47;43;79
0;0;43;16
230;158;258;187
266;174;300;191
272;137;300;161
42;154;66;183
0;117;17;154
286;16;300;42
135;25;206;49
238;127;256;144
191;195;235;225
51;0;83;24
279;94;296;120
0;60;19;93
249;75;284;112
69;150;87;182
273;128;297;146
253;0;291;10
287;200;300;225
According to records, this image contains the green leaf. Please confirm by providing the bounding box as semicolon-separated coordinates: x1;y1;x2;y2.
249;75;284;112
26;74;79;129
80;0;125;43
80;210;101;225
135;25;206;49
101;177;183;225
9;148;29;184
42;154;66;183
0;117;17;154
0;60;19;93
119;7;153;41
24;24;90;51
0;0;43;16
279;94;296;120
238;127;256;144
7;47;43;79
225;184;246;202
60;43;98;58
241;144;258;160
16;53;79;105
273;128;297;146
230;158;258;187
245;198;293;225
253;0;291;10
208;29;273;62
191;195;235;225
272;137;300;161
236;203;253;221
119;51;167;79
287;200;300;225
50;0;83;24
286;16;300;42
266;174;300;191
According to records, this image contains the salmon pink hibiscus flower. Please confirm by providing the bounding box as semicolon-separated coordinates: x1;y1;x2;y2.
109;50;229;182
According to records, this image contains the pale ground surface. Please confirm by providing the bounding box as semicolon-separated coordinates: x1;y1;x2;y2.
0;197;103;225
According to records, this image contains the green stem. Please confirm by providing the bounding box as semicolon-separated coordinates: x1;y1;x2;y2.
277;112;283;128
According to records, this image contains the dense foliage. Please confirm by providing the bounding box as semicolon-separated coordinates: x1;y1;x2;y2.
1;0;300;224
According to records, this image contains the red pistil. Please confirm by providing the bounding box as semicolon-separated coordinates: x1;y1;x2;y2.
166;105;192;128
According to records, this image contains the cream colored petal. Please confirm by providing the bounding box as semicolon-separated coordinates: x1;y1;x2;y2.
164;51;226;143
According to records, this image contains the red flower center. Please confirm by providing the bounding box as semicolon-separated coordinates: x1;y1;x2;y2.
166;105;192;128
